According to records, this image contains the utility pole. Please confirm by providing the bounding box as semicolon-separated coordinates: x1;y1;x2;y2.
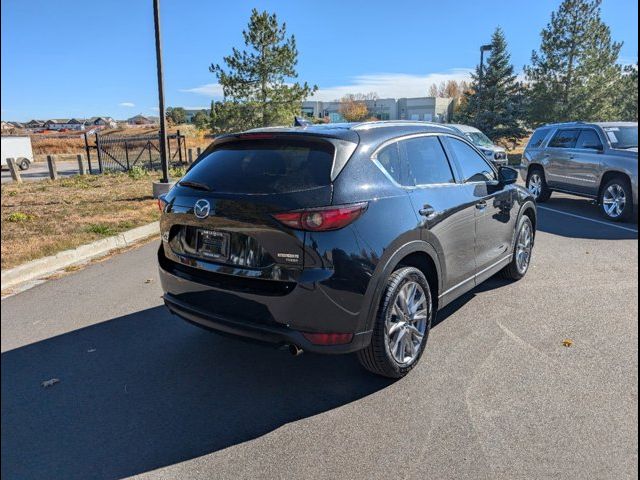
153;0;169;184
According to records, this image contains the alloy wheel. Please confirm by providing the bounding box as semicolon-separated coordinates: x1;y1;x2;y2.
602;184;627;219
528;173;542;199
385;281;429;365
515;222;533;274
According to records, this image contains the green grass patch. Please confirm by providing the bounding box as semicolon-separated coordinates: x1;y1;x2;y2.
7;212;35;222
84;224;117;236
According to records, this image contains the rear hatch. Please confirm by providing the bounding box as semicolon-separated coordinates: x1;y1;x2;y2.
161;132;358;279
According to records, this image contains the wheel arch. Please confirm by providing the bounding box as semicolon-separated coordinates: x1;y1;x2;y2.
526;163;545;178
598;170;632;203
357;241;441;333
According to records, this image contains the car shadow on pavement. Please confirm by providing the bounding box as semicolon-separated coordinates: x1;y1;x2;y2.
433;276;513;328
1;306;393;480
536;199;638;240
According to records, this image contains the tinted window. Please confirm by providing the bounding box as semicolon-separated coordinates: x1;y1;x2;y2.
402;136;455;185
376;142;404;184
575;129;603;149
548;129;580;148
183;139;334;194
446;137;496;183
527;128;550;148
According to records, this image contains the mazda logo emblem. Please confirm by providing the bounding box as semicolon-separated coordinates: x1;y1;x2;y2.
194;199;211;219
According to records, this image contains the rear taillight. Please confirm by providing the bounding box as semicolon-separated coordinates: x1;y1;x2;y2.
272;202;368;231
302;332;354;345
157;196;167;212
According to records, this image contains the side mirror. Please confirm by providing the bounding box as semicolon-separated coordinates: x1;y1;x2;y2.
498;166;518;186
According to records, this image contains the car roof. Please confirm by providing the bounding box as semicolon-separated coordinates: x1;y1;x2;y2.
245;120;461;144
446;123;480;133
537;121;638;130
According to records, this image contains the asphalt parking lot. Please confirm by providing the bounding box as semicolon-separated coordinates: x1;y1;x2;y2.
1;192;637;480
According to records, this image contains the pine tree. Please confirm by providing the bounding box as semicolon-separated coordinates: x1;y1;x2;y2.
615;63;638;121
210;9;317;130
524;0;622;125
453;27;525;140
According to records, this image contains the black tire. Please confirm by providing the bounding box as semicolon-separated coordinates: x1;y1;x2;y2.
357;266;433;379
526;167;552;202
18;158;30;171
599;177;633;222
500;216;534;281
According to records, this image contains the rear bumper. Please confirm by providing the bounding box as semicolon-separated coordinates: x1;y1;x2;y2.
158;247;372;354
163;293;371;354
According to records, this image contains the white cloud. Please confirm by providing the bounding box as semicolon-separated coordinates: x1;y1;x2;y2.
311;70;473;101
181;69;474;102
180;83;224;98
119;102;135;107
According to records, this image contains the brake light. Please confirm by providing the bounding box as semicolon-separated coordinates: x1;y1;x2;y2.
157;197;167;212
272;202;368;231
302;332;354;345
238;133;275;140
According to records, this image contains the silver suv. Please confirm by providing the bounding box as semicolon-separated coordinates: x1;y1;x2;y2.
522;122;638;221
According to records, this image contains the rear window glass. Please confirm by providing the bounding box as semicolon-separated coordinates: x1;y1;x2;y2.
527;128;550;148
183;139;334;194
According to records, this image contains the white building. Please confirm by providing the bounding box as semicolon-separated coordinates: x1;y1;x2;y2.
302;96;454;123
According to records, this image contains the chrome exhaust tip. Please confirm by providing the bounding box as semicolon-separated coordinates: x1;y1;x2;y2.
288;344;303;356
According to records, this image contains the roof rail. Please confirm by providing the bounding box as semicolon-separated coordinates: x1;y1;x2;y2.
351;120;455;131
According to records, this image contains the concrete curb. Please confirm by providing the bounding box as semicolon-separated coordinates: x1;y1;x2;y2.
1;222;159;291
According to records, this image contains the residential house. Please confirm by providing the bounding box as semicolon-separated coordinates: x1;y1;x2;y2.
127;114;158;125
24;120;45;129
43;118;86;131
84;116;117;128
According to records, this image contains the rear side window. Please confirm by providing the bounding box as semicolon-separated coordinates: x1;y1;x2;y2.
548;129;580;148
401;136;455;186
376;143;403;184
183;139;334;194
575;129;603;150
445;137;496;183
527;128;550;148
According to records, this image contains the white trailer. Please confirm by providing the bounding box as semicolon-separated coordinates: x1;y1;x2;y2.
1;136;33;170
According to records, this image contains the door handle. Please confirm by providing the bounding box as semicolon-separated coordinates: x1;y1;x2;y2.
476;200;487;210
419;205;436;218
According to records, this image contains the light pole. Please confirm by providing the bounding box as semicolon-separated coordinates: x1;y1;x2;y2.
152;0;171;196
477;43;493;122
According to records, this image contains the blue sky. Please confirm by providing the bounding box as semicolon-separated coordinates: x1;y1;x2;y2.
1;0;637;121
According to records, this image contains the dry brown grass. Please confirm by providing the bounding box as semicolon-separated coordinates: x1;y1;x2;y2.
29;125;213;162
1;172;163;269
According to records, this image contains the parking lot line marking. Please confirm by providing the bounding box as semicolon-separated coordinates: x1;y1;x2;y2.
537;206;639;233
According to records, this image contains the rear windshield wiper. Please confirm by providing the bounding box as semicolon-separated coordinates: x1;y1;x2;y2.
178;180;212;191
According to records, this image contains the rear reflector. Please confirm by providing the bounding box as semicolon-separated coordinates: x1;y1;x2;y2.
302;332;354;345
272;202;367;231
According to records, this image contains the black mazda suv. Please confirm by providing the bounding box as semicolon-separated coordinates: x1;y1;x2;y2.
158;121;536;378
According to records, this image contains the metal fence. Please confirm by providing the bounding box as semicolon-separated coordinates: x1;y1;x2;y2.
88;130;187;173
